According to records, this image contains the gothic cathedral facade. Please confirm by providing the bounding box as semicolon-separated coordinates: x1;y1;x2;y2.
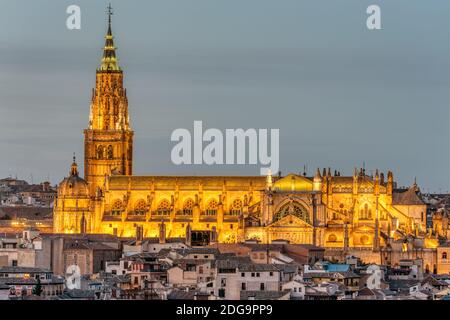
53;11;433;251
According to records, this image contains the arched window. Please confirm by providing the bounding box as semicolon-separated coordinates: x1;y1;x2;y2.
134;200;147;216
443;252;448;260
328;234;337;242
205;200;218;216
274;201;310;223
181;198;194;215
97;145;105;160
107;145;114;160
111;200;123;216
332;210;340;220
230;199;243;216
156;199;171;216
359;203;372;220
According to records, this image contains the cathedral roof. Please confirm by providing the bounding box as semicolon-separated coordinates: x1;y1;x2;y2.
392;186;425;205
272;174;313;192
106;175;266;190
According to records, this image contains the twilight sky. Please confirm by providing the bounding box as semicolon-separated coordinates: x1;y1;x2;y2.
0;0;449;192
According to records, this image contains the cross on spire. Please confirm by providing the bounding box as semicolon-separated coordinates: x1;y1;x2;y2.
107;3;114;26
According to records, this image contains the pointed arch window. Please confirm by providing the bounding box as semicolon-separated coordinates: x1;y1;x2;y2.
97;145;105;160
229;199;243;216
111;200;123;216
359;203;372;220
274;201;310;223
180;198;194;216
156;199;171;216
134;200;147;216
107;145;114;160
204;200;218;216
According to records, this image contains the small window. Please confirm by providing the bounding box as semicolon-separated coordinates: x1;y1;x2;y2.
260;283;265;291
251;272;255;277
256;272;260;277
269;272;273;276
241;283;246;290
241;272;245;277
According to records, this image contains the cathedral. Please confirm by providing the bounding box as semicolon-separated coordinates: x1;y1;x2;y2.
53;10;434;252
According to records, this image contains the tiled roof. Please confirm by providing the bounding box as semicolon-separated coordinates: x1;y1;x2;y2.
243;244;284;252
215;256;252;269
392;188;425;205
184;247;219;255
238;263;281;272
240;290;290;300
388;280;420;291
63;241;119;251
421;275;448;287
0;207;53;220
58;289;96;299
303;271;359;279
167;290;196;300
0;266;51;274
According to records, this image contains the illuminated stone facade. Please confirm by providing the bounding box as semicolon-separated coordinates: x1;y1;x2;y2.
53;12;433;251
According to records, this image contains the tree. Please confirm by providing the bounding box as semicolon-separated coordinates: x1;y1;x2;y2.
33;277;43;296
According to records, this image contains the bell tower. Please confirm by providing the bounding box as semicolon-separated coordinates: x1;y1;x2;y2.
84;5;133;193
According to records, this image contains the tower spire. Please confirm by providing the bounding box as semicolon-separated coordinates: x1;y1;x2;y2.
99;4;120;72
107;3;113;27
70;153;79;177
